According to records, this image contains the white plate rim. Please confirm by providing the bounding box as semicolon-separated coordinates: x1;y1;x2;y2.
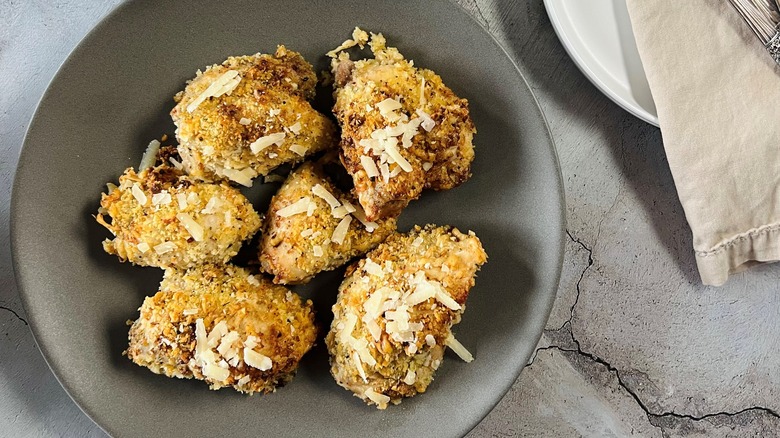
543;0;659;127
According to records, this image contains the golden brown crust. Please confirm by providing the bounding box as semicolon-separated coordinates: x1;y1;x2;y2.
96;158;261;269
259;158;396;284
126;264;317;394
330;32;476;221
326;224;487;408
171;46;337;183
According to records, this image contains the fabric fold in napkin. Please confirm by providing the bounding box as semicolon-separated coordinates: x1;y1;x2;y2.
625;0;780;286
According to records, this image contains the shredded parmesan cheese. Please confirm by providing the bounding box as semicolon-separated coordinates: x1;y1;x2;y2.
169;157;183;169
422;162;433;171
203;363;230;381
364;318;382;342
151;191;171;206
244;335;258;349
289;143;308;156
200;197;222;214
445;334;474;363
186;70;241;112
207;321;228;347
326;27;370;57
288;122;302;134
352;352;368;383
176;193;188;210
243;348;273;371
216;167;256;187
154;241;176;254
176;213;204;241
379;162;390;183
332;206;350;219
131;183;148;206
435;289;461;310
364;389;390;408
363;259;384;277
136;242;150;253
313;245;324;257
383;141;412;172
351;205;378;232
425;334;436;347
416;109;436;132
277;197;312;217
331;216;352;245
139;140;161;171
238;117;251;125
376;98;403;120
312;184;341;209
300;228;314;238
246;275;260;286
419;77;426;106
183;308;198;316
360;155;380;178
250;132;286;154
217;331;240;357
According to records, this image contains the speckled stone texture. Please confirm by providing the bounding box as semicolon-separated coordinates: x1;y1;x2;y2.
1;1;778;437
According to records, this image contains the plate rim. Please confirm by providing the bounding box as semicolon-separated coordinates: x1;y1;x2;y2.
543;0;659;127
10;0;565;435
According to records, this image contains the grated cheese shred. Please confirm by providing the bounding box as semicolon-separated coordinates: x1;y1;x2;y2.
277;197;312;217
176;213;204;241
131;183;148;206
312;184;341;209
331;215;352;245
250;132;286;154
445;333;474;363
360;155;380;178
289;143;308;156
186;70;242;113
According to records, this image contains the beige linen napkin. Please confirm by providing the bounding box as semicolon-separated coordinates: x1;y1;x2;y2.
626;0;780;286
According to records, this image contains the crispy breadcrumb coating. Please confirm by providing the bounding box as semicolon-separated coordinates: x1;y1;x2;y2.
259;156;396;284
171;46;337;185
326;225;487;408
126;264;317;393
329;29;476;220
96;148;261;269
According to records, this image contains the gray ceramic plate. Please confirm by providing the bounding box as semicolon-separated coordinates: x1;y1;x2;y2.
11;1;564;436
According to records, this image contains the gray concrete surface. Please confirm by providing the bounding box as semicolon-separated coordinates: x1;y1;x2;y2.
1;1;778;437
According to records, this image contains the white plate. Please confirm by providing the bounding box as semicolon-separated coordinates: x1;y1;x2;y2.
544;0;658;126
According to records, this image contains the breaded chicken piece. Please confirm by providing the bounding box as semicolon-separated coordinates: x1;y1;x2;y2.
171;46;337;186
326;225;487;408
126;264;317;393
259;156;396;284
96;147;261;269
329;29;476;220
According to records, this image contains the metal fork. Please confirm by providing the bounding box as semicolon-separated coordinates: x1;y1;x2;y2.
728;0;780;64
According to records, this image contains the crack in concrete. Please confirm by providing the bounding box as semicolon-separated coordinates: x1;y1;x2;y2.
552;230;593;332
528;229;778;429
0;306;28;326
528;338;779;425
